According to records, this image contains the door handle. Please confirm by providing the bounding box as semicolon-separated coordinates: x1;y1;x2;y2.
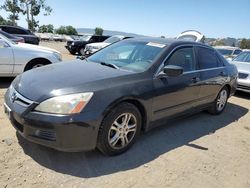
191;77;200;83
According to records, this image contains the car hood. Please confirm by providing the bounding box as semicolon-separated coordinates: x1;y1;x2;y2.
13;61;134;102
16;43;60;54
232;61;250;73
87;42;110;48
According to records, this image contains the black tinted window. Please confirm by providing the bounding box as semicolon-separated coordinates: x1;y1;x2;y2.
166;47;196;72
197;47;217;69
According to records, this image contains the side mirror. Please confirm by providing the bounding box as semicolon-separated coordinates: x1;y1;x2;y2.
0;39;9;48
163;65;183;77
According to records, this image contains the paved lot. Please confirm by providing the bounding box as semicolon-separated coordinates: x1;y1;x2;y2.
0;42;250;188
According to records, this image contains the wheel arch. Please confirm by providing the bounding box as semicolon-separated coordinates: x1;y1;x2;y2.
102;97;148;132
24;58;52;71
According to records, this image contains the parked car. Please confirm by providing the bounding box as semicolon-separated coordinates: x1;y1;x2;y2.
65;35;110;55
4;37;237;155
0;33;62;77
177;30;205;43
215;46;242;61
0;25;40;45
231;51;250;93
84;35;132;56
0;30;24;43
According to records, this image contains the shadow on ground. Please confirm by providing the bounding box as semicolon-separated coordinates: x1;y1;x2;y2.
0;77;14;89
17;102;248;178
234;91;250;100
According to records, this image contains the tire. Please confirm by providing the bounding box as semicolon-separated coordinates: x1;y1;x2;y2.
208;87;229;115
97;102;142;156
25;60;50;71
69;51;76;55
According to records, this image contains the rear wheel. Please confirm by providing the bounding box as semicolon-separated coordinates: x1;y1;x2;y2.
97;103;141;156
208;87;229;115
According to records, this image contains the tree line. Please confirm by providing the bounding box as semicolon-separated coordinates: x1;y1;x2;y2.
0;0;104;36
0;0;52;32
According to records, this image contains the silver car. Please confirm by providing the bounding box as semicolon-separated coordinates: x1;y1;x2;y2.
232;51;250;93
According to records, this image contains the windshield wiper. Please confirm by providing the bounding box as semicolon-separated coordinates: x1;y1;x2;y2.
100;62;119;69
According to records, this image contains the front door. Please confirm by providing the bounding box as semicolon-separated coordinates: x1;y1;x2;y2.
0;40;14;75
152;46;201;121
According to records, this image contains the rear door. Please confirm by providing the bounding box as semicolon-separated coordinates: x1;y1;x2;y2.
195;46;226;105
152;46;202;121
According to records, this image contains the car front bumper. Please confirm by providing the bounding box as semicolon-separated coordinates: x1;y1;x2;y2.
4;90;102;152
237;79;250;93
65;45;77;53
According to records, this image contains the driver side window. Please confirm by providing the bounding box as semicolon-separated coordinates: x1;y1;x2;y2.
166;47;196;72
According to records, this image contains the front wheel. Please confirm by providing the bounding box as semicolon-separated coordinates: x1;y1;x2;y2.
24;60;50;71
97;103;141;156
208;87;229;115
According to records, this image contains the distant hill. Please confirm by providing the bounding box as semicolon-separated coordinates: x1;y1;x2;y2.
77;28;145;37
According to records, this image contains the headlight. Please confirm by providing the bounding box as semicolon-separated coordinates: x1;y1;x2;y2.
71;42;75;46
35;92;93;114
53;52;62;61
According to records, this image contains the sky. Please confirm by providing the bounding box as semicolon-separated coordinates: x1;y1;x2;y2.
0;0;250;38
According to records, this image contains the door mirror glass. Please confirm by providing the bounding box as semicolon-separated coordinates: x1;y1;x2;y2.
163;65;183;77
0;39;9;48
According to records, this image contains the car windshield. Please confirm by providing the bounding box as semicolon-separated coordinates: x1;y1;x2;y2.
104;36;122;44
233;52;250;63
0;33;16;45
88;40;166;72
79;35;91;41
217;49;233;56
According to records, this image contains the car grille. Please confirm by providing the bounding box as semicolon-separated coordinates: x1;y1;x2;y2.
33;130;57;141
238;84;250;91
238;72;249;79
8;86;34;107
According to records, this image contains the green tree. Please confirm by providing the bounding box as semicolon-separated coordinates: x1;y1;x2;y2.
240;39;250;49
65;25;77;35
0;0;22;26
38;24;54;33
55;26;67;35
0;15;12;25
95;27;103;35
55;25;77;35
20;0;52;32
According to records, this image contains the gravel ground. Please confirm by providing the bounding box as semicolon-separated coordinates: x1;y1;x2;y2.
0;42;250;188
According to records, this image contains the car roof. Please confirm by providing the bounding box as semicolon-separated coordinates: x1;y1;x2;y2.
125;37;210;48
0;25;28;30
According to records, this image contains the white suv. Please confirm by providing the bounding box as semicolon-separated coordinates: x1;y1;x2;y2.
84;35;130;56
0;34;62;77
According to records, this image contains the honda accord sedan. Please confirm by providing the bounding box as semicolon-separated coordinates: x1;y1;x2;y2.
4;37;238;155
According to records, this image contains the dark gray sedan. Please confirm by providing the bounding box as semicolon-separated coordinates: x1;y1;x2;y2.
4;37;238;155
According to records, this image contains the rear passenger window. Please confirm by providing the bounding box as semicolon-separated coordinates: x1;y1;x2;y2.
197;47;217;69
166;47;196;72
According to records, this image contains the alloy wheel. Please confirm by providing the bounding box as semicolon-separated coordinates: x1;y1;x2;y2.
108;113;137;149
216;89;228;111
